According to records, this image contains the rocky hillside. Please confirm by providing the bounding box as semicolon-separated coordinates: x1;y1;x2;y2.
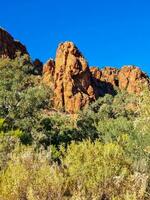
0;28;149;113
0;28;28;59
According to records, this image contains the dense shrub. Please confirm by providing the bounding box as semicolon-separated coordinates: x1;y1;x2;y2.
0;57;53;145
0;57;150;199
0;140;149;200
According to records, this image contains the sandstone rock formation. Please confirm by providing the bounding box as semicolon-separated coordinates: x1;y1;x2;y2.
1;28;149;113
90;65;149;96
42;59;55;88
118;66;149;94
53;42;96;113
90;67;119;96
0;28;28;59
43;41;149;113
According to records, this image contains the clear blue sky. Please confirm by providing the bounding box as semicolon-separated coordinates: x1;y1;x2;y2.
1;0;150;74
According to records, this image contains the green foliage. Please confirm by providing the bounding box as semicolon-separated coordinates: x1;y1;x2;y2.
62;140;148;199
0;118;21;170
0;57;53;144
0;56;150;199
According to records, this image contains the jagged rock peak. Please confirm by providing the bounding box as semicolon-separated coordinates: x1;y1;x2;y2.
53;41;96;113
43;42;150;113
56;41;84;60
0;28;28;59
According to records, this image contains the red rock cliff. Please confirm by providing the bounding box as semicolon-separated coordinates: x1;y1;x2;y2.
0;28;28;59
43;42;149;113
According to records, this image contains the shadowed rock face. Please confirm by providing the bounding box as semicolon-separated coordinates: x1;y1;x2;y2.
33;59;43;75
43;42;149;113
91;66;149;96
0;28;28;59
90;67;119;96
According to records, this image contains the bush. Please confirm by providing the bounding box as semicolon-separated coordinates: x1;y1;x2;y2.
0;140;148;200
62;140;148;199
0;56;150;199
0;145;65;200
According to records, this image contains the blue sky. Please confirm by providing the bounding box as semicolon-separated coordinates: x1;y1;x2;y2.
1;0;150;74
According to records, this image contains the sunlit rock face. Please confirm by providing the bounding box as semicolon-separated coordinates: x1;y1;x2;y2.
43;42;149;113
91;65;149;96
118;65;149;94
42;59;55;88
53;41;96;113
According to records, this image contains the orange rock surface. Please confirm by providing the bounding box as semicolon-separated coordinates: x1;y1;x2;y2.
43;42;149;113
118;66;149;94
42;59;55;87
53;42;96;113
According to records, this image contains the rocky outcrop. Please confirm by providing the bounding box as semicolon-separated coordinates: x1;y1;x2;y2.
0;28;28;59
43;42;149;113
118;66;149;94
42;59;55;88
91;66;149;96
53;42;96;113
90;67;119;96
1;28;148;113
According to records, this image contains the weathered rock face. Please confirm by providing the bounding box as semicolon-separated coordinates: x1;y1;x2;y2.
0;28;28;59
42;59;55;88
1;29;149;113
90;67;119;96
91;66;149;96
43;42;150;113
53;42;96;113
100;67;119;87
118;66;149;94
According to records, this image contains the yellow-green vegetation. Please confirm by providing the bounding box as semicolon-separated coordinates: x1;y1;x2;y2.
0;57;150;199
0;140;149;200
